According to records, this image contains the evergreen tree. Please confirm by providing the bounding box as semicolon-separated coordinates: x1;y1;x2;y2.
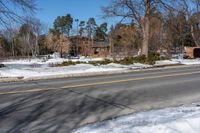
53;14;73;36
86;18;97;39
94;22;108;41
79;21;85;36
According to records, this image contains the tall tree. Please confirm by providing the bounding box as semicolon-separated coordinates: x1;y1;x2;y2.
53;14;73;36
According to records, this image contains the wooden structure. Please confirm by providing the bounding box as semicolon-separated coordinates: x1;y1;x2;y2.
91;42;110;58
184;47;200;59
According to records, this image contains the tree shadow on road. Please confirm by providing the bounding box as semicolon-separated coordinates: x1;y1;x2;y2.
0;88;128;133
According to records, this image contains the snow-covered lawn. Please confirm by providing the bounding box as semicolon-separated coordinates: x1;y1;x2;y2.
0;57;200;79
72;105;200;133
0;57;151;79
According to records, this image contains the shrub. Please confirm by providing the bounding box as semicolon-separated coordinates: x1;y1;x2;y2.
54;60;113;67
147;52;160;65
132;55;146;64
114;57;134;65
55;61;77;67
89;59;112;66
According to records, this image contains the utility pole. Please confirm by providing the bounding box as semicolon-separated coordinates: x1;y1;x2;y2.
75;19;79;56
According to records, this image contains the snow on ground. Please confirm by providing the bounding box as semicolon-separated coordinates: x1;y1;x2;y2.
72;105;200;133
155;59;200;66
176;59;200;65
0;57;151;79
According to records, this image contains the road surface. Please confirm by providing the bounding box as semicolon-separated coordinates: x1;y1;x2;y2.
1;66;200;132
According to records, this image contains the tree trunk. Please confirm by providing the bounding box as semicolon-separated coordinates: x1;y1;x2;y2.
141;0;151;58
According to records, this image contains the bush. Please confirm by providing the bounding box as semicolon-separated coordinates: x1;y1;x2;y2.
55;61;77;67
132;55;146;64
118;53;164;65
89;59;112;66
54;59;112;67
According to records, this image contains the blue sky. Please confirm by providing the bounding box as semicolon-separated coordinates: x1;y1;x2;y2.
35;0;117;29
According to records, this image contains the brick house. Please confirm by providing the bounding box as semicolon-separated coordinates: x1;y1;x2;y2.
69;36;110;58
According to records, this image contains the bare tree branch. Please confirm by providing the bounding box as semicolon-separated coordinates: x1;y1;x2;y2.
0;0;37;28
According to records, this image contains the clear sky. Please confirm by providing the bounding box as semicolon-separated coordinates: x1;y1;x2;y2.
35;0;116;29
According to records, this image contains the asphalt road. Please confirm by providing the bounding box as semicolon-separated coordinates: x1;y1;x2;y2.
1;66;200;133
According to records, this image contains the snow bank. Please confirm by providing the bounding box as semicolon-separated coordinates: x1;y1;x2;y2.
72;106;200;133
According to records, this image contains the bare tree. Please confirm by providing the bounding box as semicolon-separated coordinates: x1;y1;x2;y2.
29;18;42;56
102;0;197;57
18;17;42;57
46;32;70;56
